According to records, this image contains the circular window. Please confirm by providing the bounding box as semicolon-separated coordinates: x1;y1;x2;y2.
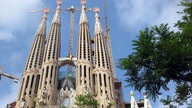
63;97;70;107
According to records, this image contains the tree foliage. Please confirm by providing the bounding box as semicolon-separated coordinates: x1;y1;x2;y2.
118;0;192;103
75;93;99;108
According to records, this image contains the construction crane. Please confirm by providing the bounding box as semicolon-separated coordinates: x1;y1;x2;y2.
30;8;50;24
66;0;91;59
66;6;81;60
30;8;50;13
0;66;19;83
65;6;81;75
30;0;61;13
104;0;116;79
65;3;91;74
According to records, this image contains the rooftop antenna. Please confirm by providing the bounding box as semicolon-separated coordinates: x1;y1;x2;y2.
104;0;116;80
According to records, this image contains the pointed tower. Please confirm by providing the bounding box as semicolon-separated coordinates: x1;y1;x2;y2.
16;8;48;108
93;8;115;107
130;91;139;108
76;0;93;95
37;0;62;105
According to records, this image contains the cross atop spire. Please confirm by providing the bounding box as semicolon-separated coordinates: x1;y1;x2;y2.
79;0;91;24
57;0;62;5
81;0;86;5
52;0;62;23
94;7;100;13
42;8;49;22
94;7;103;33
56;0;62;11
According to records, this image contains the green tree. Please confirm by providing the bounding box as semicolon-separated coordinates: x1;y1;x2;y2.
118;0;192;104
107;102;115;108
75;93;99;108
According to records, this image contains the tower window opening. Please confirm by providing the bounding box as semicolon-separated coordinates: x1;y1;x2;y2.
104;74;106;87
99;74;102;86
89;68;91;86
54;67;57;84
92;74;95;93
46;66;49;78
30;75;35;89
48;95;50;101
80;65;82;77
93;74;95;85
50;65;53;84
35;75;40;94
80;80;82;85
25;75;30;89
84;65;86;77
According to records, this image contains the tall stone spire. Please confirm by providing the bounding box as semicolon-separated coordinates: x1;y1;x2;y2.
79;0;88;24
76;0;93;95
93;8;115;108
16;8;48;108
37;0;62;105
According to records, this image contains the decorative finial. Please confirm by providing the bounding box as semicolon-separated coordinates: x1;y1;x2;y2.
57;0;62;5
81;0;86;5
43;8;49;14
130;90;134;96
42;8;49;21
94;7;100;13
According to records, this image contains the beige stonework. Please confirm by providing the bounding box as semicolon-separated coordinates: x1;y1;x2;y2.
16;1;117;108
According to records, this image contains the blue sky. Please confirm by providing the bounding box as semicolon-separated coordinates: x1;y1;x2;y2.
0;0;185;107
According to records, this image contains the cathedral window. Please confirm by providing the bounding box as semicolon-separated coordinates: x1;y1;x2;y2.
80;65;82;77
99;74;102;86
89;68;91;86
54;67;57;84
46;66;49;79
30;75;35;89
50;65;53;84
25;75;30;89
104;74;106;87
35;75;40;94
92;74;95;85
84;65;86;77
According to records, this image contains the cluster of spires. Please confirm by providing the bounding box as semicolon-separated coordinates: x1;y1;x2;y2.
130;91;152;108
16;0;117;108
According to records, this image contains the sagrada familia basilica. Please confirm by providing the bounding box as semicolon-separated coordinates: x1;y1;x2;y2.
10;0;152;108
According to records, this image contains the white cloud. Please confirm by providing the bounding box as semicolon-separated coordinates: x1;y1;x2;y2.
0;29;15;41
0;0;45;41
114;0;182;31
